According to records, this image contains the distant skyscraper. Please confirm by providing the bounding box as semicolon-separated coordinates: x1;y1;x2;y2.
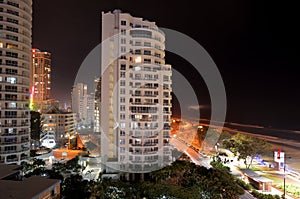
71;83;94;127
94;78;101;133
0;0;32;164
31;48;51;103
101;10;172;179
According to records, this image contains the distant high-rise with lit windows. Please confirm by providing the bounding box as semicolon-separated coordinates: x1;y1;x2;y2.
94;77;101;133
101;10;172;180
0;0;32;164
71;83;94;128
31;48;51;110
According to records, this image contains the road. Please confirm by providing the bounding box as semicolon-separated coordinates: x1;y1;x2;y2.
171;137;212;169
171;137;257;199
172;119;300;198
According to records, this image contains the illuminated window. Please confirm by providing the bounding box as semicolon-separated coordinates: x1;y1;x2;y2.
9;102;16;108
120;139;125;144
135;56;141;63
120;122;125;128
6;77;17;84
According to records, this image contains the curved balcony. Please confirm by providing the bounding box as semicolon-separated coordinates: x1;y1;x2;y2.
0;132;29;137
0;139;29;146
130;27;165;41
0;123;30;128
0;3;32;21
0;28;31;42
0;147;29;154
0;37;31;49
0;11;32;30
0;63;30;70
0;54;31;65
0;89;29;95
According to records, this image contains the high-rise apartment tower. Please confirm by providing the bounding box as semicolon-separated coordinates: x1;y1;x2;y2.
101;10;172;179
31;48;51;103
0;0;32;164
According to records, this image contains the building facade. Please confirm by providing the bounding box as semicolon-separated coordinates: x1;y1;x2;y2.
42;107;76;142
31;48;51;102
94;78;101;133
71;83;94;128
0;164;61;199
101;10;172;177
0;0;32;164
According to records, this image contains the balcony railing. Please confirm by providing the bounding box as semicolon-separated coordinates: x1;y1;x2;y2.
143;151;158;155
144;159;158;163
0;147;29;154
131;143;142;146
131;102;157;106
6;158;18;162
0;139;29;145
143;143;157;146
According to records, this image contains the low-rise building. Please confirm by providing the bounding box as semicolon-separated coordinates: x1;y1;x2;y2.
240;168;273;192
42;106;76;142
0;164;61;199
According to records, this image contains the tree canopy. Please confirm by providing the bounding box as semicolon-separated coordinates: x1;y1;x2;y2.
222;133;271;168
22;156;245;199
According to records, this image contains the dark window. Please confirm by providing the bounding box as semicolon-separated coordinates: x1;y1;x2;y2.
7;9;19;16
7;1;19;7
120;64;126;70
7;18;18;24
121;20;126;26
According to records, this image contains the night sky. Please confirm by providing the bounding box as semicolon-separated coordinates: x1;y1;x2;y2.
33;0;300;130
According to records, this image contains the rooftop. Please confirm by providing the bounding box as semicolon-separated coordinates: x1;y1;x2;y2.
240;168;273;183
0;164;61;199
0;164;22;179
0;176;60;199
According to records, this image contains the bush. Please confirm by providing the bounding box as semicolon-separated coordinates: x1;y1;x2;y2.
210;161;231;172
235;178;252;190
252;189;280;199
